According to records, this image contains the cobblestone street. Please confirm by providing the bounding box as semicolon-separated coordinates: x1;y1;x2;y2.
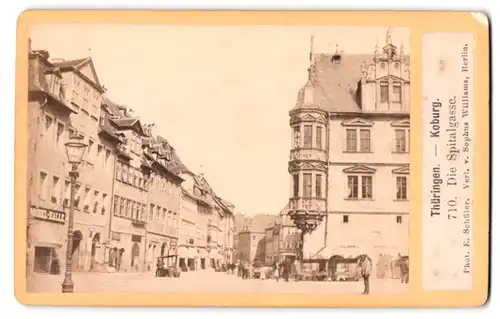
27;270;408;295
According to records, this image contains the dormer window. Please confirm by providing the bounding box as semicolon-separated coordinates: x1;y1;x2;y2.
380;81;389;103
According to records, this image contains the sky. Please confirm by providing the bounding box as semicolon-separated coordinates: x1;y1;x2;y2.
29;25;409;216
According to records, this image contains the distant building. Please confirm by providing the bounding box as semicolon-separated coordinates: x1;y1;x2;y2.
264;206;301;265
287;31;410;277
235;214;279;263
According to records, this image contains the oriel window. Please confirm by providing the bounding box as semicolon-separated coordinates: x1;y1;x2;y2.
303;125;313;148
316;126;323;149
303;173;312;197
292;174;299;197
315;174;322;197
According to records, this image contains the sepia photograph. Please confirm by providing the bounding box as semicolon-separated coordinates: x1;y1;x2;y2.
25;24;411;296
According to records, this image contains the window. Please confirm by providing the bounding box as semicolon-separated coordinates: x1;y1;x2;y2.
64;180;70;207
121;163;127;181
87;140;94;163
102;193;107;215
396;216;403;224
97;145;103;166
93;190;99;214
315;174;322;197
39;172;48;200
395;129;407;153
44;116;53;143
342;215;349;223
396;176;408;200
51;176;60;204
116;162;122;181
163;208;167;221
117;197;123;216
380;82;389;103
316;126;323;149
303;125;313;148
346;129;357;152
303;173;312;197
126;199;131;218
293;126;300;148
83;187;91;212
149;204;154;221
360;129;371;152
105;149;111;168
392;84;402;103
347;176;358;199
56;122;64;149
292;174;299;197
361;176;373;199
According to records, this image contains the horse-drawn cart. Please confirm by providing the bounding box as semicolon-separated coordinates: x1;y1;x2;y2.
155;255;181;278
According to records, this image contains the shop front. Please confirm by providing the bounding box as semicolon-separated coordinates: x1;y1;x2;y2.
28;206;67;275
198;248;208;270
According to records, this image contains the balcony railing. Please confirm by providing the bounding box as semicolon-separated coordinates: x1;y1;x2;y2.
289;197;326;212
289;148;327;162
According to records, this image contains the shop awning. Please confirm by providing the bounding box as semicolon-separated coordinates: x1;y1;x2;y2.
177;246;188;258
187;247;199;259
198;249;208;258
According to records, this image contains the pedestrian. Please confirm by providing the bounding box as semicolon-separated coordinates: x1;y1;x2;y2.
273;262;280;282
400;257;409;284
359;255;372;294
282;259;291;282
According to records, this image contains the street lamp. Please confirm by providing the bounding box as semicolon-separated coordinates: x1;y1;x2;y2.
61;132;87;293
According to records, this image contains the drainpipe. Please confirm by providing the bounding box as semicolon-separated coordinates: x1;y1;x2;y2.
312;113;330;258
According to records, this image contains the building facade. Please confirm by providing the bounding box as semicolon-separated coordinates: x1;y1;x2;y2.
141;133;184;272
27;42;238;278
287;32;410;278
27;47;80;276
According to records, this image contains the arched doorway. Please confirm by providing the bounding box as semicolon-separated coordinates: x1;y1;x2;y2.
131;242;140;270
72;230;83;271
90;233;100;272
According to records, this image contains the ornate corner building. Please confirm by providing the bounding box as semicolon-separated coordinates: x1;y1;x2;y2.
288;30;411;278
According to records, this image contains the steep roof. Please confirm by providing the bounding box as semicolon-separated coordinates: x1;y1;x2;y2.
28;50;75;112
295;52;410;113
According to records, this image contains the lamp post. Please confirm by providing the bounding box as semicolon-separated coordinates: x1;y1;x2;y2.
61;132;88;293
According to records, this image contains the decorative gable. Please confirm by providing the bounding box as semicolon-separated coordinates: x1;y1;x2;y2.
341;117;374;127
77;59;102;87
391;119;410;127
343;165;376;174
375;74;409;83
392;165;410;175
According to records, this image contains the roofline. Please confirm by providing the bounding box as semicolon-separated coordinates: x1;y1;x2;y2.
58;66;105;94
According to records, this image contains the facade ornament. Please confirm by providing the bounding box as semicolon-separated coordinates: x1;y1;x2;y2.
386;27;393;45
360;61;368;78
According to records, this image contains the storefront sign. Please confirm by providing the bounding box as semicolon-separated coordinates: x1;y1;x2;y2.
31;207;66;223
